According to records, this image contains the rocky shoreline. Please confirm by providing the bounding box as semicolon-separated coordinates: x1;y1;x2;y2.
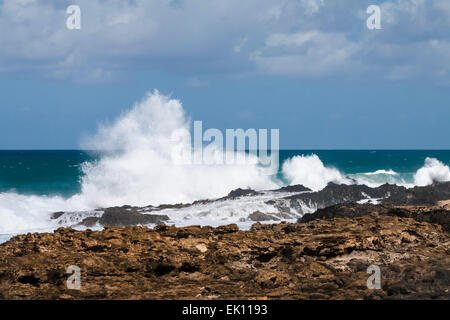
0;183;449;300
50;182;450;229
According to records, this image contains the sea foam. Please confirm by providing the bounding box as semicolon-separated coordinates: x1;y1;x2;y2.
414;157;450;186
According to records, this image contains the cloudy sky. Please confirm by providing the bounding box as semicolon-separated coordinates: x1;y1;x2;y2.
0;0;449;149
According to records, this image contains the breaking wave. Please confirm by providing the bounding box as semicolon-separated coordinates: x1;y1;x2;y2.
414;157;450;186
78;90;279;207
0;91;280;234
364;169;399;176
281;154;352;191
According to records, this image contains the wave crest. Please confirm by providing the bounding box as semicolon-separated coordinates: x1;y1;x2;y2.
281;154;352;191
79;90;279;207
414;157;450;186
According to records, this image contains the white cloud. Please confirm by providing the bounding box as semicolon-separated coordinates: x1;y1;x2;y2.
299;0;325;16
252;31;361;77
233;37;248;53
265;32;319;47
0;0;449;84
185;77;209;88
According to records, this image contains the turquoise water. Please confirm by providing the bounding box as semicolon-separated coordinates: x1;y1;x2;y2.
0;150;449;197
0;150;98;197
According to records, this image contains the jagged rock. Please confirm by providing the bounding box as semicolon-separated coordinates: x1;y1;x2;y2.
298;202;450;232
213;224;239;234
299;203;382;222
77;217;100;228
98;207;169;227
248;211;279;221
226;188;260;198
286;182;450;211
384;182;450;205
272;184;311;193
0;207;448;300
51;183;450;230
287;182;405;209
50;212;65;220
154;203;190;210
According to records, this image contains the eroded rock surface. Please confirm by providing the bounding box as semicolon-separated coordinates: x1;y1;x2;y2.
299;203;450;232
0;205;448;300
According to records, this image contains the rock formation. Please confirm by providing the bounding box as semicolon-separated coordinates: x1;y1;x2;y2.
0;202;448;300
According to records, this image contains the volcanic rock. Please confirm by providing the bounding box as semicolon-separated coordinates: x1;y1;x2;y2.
248;211;279;221
51;212;65;220
98;207;169;227
77;217;100;228
286;182;450;213
299;203;450;232
226;188;260;198
272;185;311;193
384;182;450;205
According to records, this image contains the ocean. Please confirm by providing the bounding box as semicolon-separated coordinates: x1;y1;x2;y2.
1;150;450;197
0;149;450;244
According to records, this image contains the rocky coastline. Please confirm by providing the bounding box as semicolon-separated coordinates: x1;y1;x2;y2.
0;182;449;299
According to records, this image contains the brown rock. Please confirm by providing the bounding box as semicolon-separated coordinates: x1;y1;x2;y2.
0;204;449;300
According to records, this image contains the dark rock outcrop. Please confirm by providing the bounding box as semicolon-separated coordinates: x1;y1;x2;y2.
50;212;65;220
384;182;450;205
52;182;450;230
298;202;450;232
77;217;100;228
226;188;260;198
248;211;279;221
287;182;405;209
98;207;169;227
272;184;311;193
286;182;450;213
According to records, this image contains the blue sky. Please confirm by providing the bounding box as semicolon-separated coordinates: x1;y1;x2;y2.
0;0;449;149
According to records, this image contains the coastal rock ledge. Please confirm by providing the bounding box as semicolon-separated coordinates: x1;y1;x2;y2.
1;203;449;300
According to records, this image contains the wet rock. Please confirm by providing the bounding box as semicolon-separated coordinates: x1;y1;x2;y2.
299;203;382;222
50;212;65;220
248;211;279;221
299;203;450;232
384;182;450;205
52;182;450;230
214;224;239;234
286;182;450;212
226;188;260;198
272;185;311;193
287;183;404;210
99;207;169;227
77;217;100;228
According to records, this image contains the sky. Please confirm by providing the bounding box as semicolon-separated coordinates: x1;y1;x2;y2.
0;0;449;149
